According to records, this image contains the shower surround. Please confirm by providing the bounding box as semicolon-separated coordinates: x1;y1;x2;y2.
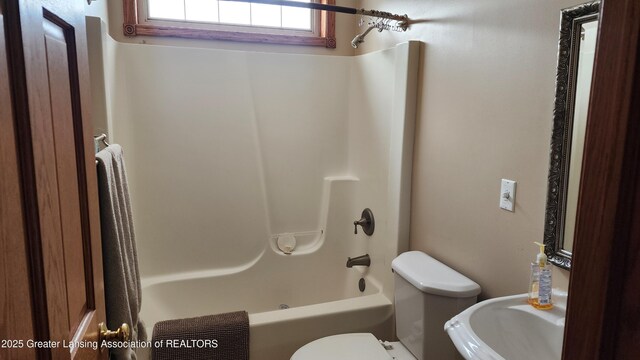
89;22;418;359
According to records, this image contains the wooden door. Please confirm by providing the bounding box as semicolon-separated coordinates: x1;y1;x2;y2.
1;0;107;359
562;0;640;358
0;3;37;359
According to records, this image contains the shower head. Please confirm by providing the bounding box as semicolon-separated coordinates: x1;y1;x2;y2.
351;25;377;49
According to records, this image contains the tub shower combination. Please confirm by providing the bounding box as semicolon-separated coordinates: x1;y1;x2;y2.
139;178;397;359
94;23;419;358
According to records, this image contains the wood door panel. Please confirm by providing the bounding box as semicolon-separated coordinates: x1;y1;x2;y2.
9;3;79;359
0;6;37;360
38;4;105;359
43;15;89;338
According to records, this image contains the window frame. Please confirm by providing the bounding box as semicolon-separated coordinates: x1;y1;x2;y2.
123;0;337;48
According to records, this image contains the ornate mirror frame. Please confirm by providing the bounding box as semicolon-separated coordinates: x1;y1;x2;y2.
544;1;600;270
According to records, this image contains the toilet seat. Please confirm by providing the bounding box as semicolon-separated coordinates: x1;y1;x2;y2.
291;333;416;360
291;333;391;360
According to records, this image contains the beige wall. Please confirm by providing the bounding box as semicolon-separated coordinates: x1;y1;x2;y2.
84;0;109;24
100;0;356;56
356;0;573;298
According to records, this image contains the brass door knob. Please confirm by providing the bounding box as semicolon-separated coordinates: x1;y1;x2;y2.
99;322;130;343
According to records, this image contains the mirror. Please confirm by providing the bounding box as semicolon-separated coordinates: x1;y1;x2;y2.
544;1;599;270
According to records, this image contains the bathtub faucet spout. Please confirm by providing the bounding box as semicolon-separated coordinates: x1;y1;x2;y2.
346;254;371;268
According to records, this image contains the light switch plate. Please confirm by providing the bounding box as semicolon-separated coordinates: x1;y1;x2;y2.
500;179;516;212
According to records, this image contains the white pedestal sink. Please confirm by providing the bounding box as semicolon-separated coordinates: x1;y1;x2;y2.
445;291;566;360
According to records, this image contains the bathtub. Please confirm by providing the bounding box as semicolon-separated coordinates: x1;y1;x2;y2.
138;177;399;359
140;246;394;359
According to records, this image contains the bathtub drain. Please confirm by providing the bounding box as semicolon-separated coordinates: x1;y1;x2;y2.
279;304;290;310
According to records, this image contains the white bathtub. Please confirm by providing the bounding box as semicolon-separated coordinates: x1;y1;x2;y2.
138;176;398;359
140;249;394;359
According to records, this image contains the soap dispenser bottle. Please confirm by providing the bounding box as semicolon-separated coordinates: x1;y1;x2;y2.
528;242;553;310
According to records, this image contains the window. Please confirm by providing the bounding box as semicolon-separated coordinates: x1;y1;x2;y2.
148;0;313;30
123;0;336;48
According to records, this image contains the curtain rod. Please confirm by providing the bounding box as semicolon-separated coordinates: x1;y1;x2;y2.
217;0;409;23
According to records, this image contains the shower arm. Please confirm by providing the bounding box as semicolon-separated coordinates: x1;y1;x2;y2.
351;24;376;49
218;0;409;27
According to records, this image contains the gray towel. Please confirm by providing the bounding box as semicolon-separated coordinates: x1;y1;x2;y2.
97;144;146;360
152;311;249;360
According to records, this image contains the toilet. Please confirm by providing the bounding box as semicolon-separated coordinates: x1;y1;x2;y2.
291;251;481;360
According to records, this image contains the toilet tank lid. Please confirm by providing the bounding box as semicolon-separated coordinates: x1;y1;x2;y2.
392;251;481;298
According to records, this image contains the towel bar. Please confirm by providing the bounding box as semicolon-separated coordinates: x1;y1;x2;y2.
95;133;109;148
95;133;110;164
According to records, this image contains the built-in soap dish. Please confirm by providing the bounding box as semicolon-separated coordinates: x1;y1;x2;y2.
270;229;324;255
277;234;296;254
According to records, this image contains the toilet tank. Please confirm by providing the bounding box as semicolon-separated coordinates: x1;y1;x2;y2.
392;251;481;360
